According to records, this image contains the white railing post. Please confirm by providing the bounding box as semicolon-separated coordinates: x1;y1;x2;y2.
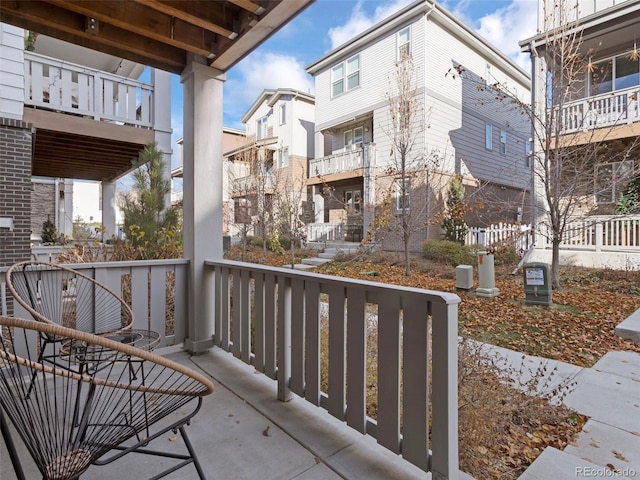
595;221;603;252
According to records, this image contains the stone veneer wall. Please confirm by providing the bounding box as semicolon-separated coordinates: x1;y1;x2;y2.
0;118;32;314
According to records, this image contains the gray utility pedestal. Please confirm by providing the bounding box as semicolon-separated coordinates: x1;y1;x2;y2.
476;252;499;298
523;262;552;306
455;265;473;291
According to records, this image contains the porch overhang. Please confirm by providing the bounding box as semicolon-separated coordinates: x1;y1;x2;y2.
24;108;154;182
0;0;315;75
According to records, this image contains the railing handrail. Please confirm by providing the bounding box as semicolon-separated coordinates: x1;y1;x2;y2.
206;259;460;304
204;258;460;477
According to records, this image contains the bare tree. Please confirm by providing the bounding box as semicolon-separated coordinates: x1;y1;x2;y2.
273;169;308;268
381;52;428;276
227;144;274;261
450;0;640;288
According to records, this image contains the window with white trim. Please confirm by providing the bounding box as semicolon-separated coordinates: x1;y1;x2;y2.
345;189;361;213
595;160;633;204
395;178;410;212
256;116;268;140
331;54;360;97
343;127;363;151
397;27;410;60
485;124;492;150
278;147;289;168
280;103;286;125
525;139;532;168
500;129;507;155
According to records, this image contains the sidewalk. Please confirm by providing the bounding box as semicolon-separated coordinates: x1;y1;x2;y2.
510;349;640;479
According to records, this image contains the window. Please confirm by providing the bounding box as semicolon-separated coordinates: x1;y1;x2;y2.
590;53;640;95
344;127;363;151
525;139;532;168
279;147;289;168
500;129;507;155
485;124;493;150
595;160;633;204
256;116;268;140
280;103;286;125
345;190;361;213
397;27;410;60
396;179;410;211
331;54;360;97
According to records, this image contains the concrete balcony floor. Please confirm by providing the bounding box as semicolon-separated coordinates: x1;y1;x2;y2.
1;345;434;480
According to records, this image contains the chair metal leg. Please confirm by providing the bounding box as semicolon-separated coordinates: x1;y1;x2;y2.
1;409;26;480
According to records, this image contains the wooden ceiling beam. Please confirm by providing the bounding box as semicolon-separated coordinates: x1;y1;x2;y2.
228;0;266;15
133;0;235;38
1;1;185;72
46;0;216;58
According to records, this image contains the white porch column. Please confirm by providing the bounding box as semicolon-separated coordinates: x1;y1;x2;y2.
101;181;116;240
313;185;324;223
151;69;173;209
58;179;73;237
181;59;225;353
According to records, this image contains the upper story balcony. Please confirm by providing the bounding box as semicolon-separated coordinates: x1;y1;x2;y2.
24;51;154;128
231;171;275;195
557;85;640;136
309;143;376;180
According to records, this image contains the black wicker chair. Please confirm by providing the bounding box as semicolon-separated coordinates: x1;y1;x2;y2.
0;315;214;479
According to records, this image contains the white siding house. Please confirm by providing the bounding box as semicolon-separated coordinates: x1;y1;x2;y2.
306;0;532;249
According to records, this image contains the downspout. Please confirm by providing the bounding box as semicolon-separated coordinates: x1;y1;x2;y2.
528;40;538;243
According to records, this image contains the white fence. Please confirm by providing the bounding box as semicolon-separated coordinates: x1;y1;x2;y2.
539;216;640;251
466;223;534;252
24;51;154;127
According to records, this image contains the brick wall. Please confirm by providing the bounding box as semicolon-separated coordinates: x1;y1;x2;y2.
0;117;32;269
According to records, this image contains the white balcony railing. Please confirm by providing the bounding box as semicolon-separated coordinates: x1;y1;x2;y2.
24;51;154;127
557;87;640;134
205;259;460;478
232;172;275;193
310;144;376;177
306;223;345;242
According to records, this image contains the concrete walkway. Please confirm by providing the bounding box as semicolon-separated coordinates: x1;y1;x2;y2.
504;348;640;479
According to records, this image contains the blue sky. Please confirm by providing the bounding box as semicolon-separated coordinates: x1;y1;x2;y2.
167;0;539;169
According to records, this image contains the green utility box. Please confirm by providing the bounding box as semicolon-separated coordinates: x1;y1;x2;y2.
523;262;552;306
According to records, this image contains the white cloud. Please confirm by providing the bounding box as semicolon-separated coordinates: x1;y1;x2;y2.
328;0;414;50
224;51;314;125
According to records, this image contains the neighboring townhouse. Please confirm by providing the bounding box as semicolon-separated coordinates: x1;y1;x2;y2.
227;88;315;238
172;127;247;235
306;0;532;250
0;24;171;255
520;0;640;219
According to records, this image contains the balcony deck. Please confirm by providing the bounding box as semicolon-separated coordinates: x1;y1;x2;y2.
1;343;446;480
